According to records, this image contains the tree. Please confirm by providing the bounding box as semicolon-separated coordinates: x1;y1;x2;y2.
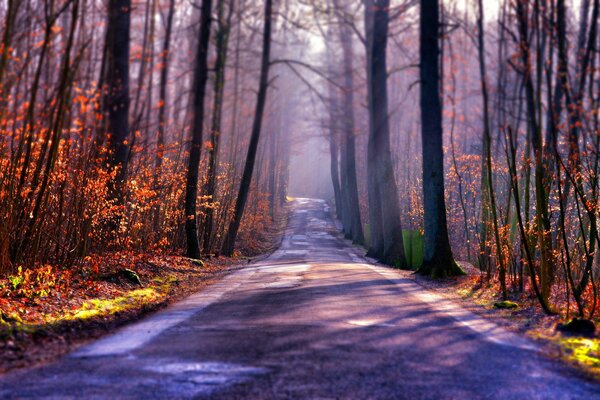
153;0;176;231
202;0;235;254
106;0;132;211
221;0;273;256
363;0;384;259
323;15;344;223
333;0;365;245
514;0;553;309
476;0;506;297
366;0;407;267
417;0;464;277
184;0;213;259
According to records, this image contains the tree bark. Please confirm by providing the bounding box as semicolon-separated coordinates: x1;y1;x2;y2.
368;0;407;267
335;2;365;245
363;0;384;258
417;0;463;277
328;106;343;218
324;22;343;221
106;0;131;217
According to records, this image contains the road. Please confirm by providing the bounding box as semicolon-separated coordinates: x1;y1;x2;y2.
1;198;599;399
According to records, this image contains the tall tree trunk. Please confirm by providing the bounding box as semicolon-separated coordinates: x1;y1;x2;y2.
324;22;343;220
515;0;553;307
417;0;463;277
558;0;600;301
106;0;132;215
335;2;365;245
202;0;234;254
184;0;213;259
363;0;384;258
153;0;175;231
225;0;244;226
368;0;407;267
0;0;20;122
476;0;507;297
268;126;278;219
221;0;273;256
328;104;343;218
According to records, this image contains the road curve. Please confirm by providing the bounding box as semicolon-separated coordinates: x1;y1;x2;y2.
1;198;599;399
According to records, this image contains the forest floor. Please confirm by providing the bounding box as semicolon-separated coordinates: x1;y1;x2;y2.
395;263;600;381
0;213;287;374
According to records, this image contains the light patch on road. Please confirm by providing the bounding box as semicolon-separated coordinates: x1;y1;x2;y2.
263;280;302;289
346;319;395;328
145;361;268;395
280;249;308;256
258;262;310;273
310;231;333;239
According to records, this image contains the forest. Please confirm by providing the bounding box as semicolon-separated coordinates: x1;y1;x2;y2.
1;0;600;393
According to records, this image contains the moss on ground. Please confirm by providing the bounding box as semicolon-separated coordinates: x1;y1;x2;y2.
494;300;519;310
556;336;600;376
0;275;181;338
67;287;164;320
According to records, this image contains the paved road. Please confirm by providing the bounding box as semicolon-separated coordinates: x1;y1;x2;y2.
1;198;599;399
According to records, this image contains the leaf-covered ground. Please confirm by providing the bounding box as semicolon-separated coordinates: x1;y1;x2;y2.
0;254;243;373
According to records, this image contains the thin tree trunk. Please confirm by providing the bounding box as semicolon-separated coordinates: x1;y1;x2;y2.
476;0;507;298
153;0;175;231
268;126;278;219
0;0;20;122
203;0;234;254
515;0;553;307
221;0;273;256
324;21;343;220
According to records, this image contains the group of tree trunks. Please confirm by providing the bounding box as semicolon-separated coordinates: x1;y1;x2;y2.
328;0;463;277
107;0;277;259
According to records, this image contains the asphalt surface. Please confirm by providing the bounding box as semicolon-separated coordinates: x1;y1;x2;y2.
1;198;600;399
